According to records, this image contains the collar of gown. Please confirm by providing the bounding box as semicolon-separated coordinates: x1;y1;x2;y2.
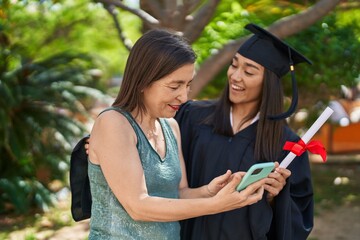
230;108;260;128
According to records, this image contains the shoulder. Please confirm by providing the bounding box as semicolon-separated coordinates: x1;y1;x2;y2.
179;99;215;112
89;109;137;164
175;100;216;124
283;125;301;142
92;109;134;137
166;117;179;127
96;109;129;127
165;118;180;135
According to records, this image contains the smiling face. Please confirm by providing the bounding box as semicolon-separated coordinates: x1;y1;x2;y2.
227;53;264;109
142;63;195;119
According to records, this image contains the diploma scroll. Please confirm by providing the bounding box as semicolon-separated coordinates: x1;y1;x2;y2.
279;107;334;168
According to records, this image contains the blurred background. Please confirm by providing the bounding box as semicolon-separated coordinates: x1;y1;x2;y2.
0;0;359;239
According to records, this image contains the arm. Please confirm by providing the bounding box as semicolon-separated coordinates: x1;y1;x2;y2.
168;118;238;199
89;111;265;222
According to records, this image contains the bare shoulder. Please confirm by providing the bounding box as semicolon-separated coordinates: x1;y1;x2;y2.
91;109;134;138
165;117;181;140
166;117;180;131
89;110;137;164
96;109;128;123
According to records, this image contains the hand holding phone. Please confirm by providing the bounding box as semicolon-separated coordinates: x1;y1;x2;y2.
236;162;275;191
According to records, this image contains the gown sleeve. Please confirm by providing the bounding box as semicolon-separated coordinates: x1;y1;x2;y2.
174;100;214;179
174;100;195;172
268;127;314;240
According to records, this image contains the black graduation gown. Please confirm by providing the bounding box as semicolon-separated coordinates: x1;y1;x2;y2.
175;100;314;240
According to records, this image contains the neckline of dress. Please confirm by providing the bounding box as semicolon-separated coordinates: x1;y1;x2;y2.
127;113;168;162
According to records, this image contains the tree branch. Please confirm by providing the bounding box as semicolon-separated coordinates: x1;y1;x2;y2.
104;4;132;51
95;0;160;28
140;0;164;21
162;0;184;30
184;0;203;14
183;0;220;43
267;0;342;38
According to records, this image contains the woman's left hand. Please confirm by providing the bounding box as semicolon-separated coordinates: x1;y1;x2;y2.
206;170;234;196
264;162;291;202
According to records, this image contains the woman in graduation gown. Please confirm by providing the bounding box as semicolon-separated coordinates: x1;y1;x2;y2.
175;23;314;240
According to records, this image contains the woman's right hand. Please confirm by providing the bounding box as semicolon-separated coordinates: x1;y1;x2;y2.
212;172;265;212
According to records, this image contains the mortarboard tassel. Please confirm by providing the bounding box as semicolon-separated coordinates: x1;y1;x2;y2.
268;48;298;120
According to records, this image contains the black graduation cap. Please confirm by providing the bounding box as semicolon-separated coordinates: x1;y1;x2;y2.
238;23;312;120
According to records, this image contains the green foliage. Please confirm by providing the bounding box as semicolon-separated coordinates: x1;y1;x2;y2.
194;0;306;64
194;0;305;99
193;1;260;99
240;0;305;23
195;1;360;103
286;9;360;103
193;1;255;65
1;0;129;81
0;0;110;214
0;178;55;213
0;48;107;213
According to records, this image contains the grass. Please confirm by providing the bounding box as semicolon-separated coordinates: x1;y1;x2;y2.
311;161;360;213
0;197;75;240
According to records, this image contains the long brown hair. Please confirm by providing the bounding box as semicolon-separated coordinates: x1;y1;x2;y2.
254;70;285;162
112;29;196;117
208;68;285;162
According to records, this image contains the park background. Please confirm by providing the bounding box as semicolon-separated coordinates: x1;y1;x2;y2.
0;0;359;239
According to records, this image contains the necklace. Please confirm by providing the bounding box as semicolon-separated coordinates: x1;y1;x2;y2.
145;124;165;155
146;129;157;138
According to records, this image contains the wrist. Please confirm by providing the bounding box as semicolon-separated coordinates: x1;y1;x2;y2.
207;184;216;197
267;194;275;206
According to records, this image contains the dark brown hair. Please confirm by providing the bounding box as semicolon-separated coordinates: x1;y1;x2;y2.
208;68;285;162
112;29;196;117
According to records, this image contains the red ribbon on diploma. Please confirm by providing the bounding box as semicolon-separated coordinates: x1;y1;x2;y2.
283;139;327;162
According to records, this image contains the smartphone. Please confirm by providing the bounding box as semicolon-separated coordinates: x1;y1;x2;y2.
236;162;275;191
